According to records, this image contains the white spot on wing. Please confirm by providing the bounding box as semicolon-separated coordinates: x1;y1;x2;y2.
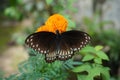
33;45;35;47
41;50;43;53
68;55;71;57
31;42;33;45
73;48;77;51
36;44;38;47
85;36;88;39
59;51;62;55
70;51;73;54
65;56;67;58
67;51;70;55
44;51;47;53
70;48;73;50
80;45;82;48
27;39;29;42
85;40;88;42
30;35;33;38
38;48;40;51
81;42;83;44
84;33;87;36
30;39;33;41
88;36;90;40
78;47;80;50
62;56;64;58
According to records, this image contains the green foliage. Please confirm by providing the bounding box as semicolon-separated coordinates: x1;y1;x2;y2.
4;6;22;20
5;49;82;80
81;46;109;63
4;46;110;80
83;13;120;79
97;29;120;61
46;0;54;5
4;0;77;21
0;69;4;80
72;45;110;80
73;63;110;80
83;13;113;36
65;15;76;30
82;13;120;61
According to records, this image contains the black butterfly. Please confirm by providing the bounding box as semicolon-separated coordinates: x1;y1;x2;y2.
25;30;91;62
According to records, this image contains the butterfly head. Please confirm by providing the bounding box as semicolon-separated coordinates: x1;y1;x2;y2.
36;14;68;34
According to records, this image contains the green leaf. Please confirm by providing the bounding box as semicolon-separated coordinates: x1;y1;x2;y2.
77;67;101;80
17;0;23;4
96;51;109;61
86;67;101;80
72;63;91;72
94;65;110;80
67;19;76;29
46;0;53;5
101;68;110;80
82;54;94;61
80;46;96;54
95;45;103;51
94;58;102;64
77;75;87;80
4;7;21;20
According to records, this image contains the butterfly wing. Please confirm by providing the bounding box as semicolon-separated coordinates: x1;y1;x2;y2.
25;30;91;62
61;30;91;51
56;39;74;60
25;31;57;54
57;30;91;60
45;51;57;62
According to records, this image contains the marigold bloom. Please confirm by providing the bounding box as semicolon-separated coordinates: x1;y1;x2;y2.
36;25;49;32
36;14;68;34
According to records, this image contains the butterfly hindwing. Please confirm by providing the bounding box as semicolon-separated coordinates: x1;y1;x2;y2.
45;51;57;62
56;39;74;60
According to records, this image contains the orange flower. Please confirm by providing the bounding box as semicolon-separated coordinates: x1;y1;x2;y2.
36;14;68;34
36;25;49;32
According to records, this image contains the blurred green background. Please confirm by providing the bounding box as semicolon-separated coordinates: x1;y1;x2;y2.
0;0;120;80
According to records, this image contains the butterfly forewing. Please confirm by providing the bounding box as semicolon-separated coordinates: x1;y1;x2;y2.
25;31;57;54
61;30;91;51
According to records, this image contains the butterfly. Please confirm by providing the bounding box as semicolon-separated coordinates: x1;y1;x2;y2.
25;30;91;62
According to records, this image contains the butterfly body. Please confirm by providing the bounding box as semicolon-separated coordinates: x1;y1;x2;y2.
25;30;90;62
